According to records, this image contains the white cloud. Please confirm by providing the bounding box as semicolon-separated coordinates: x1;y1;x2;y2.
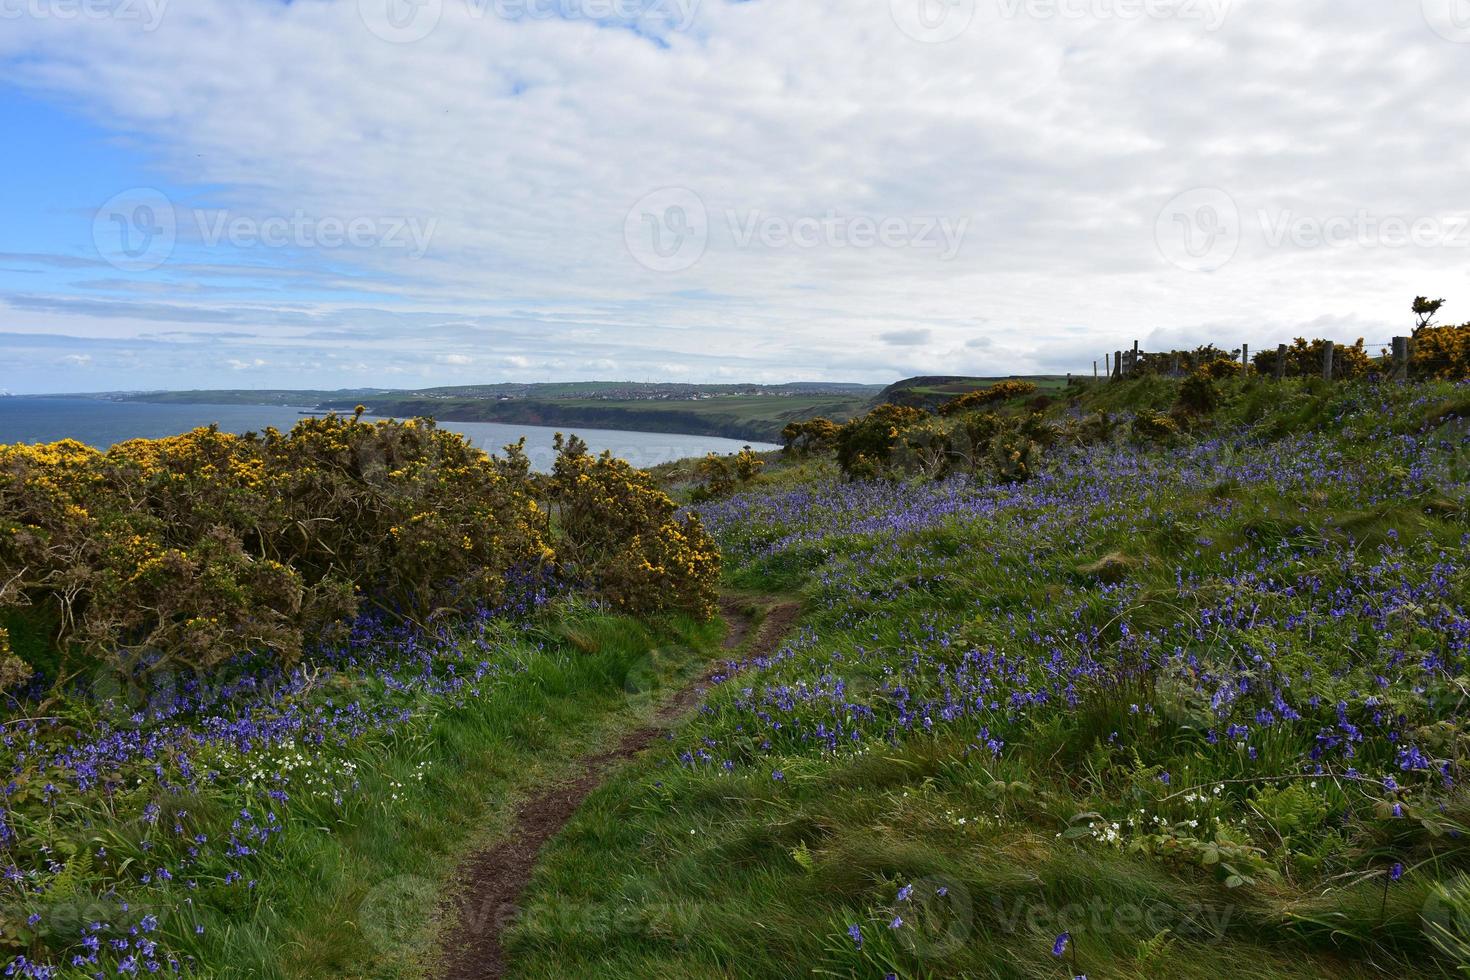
4;0;1469;390
880;328;932;347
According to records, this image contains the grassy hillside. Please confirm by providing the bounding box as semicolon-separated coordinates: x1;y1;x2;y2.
87;383;886;443
881;375;1073;410
314;393;875;443
508;376;1470;978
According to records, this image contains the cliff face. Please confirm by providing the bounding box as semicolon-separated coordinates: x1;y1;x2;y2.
877;376;978;408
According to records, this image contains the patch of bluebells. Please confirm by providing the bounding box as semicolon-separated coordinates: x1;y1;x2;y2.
0;574;560;977
689;390;1468;882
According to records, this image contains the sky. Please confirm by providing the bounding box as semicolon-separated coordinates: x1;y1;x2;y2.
1;0;1469;393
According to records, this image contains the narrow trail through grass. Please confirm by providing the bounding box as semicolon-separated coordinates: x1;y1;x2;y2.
435;595;801;979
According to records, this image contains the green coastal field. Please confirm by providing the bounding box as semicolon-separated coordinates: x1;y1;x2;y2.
92;383;889;443
2;353;1469;978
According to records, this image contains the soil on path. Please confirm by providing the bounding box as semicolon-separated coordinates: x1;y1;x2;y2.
436;596;801;980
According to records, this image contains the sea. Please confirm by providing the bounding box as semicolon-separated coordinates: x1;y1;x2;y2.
0;398;778;472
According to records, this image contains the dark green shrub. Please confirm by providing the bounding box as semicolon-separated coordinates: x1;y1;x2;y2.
1252;338;1371;379
692;447;765;501
1199;357;1246;380
780;418;839;456
1177;372;1220;415
835;404;930;476
1132;410;1180;442
1134;345;1236;376
891;417;958;480
991;434;1041;482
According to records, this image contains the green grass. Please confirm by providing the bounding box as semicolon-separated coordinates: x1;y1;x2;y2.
259;614;718;979
505;378;1470;979
266;612;724;979
508;734;1393;979
2;607;724;978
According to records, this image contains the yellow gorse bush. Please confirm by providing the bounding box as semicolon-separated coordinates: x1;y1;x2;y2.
1250;338;1371;379
780;417;839;456
0;415;720;685
692;446;765;501
834;404;930;477
1411;323;1470;380
549;434;719;619
938;380;1039;416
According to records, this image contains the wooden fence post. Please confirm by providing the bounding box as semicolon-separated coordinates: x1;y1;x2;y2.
1275;343;1287;381
1115;350;1123;379
1094;360;1099;380
1241;344;1249;376
1133;340;1140;376
1322;341;1335;381
1392;336;1409;382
